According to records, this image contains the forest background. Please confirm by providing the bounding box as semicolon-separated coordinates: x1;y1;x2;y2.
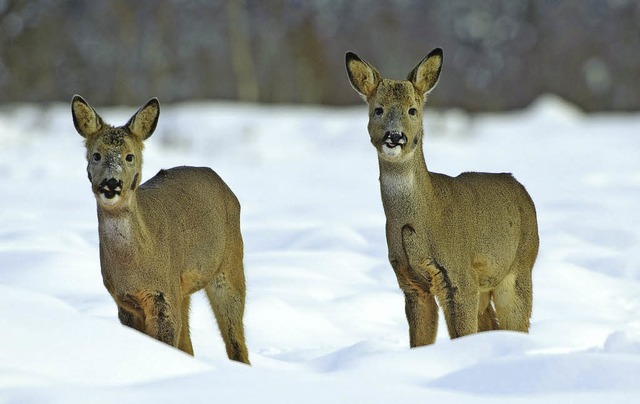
0;0;638;112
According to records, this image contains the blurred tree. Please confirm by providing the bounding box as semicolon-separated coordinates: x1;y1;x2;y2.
227;0;258;102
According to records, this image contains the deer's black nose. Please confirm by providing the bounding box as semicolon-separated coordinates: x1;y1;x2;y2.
103;178;122;191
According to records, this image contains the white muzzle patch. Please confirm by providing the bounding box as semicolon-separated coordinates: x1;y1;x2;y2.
99;192;122;206
381;143;402;157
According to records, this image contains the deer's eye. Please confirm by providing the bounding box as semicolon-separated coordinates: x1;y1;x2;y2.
374;107;383;116
126;154;134;162
408;107;418;116
93;153;101;161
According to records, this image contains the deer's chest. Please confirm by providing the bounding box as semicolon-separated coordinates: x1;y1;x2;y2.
380;171;438;258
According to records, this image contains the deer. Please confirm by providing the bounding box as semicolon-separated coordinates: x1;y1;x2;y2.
345;48;539;347
71;95;250;364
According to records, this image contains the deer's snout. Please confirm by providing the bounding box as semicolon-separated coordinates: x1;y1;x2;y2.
98;178;123;199
383;131;407;147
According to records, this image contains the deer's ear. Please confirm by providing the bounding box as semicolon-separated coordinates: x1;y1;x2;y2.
71;95;103;138
407;48;443;97
126;98;160;140
346;52;382;100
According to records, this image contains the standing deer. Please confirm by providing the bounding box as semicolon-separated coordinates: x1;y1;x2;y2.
345;49;539;347
72;95;250;364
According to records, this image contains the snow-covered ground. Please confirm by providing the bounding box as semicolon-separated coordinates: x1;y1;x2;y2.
1;96;639;402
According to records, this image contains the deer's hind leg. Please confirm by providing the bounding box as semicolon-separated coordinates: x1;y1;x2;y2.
178;295;194;355
494;217;537;333
204;251;250;364
477;292;499;332
493;266;533;332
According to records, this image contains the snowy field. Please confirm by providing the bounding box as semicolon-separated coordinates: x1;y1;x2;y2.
1;96;639;402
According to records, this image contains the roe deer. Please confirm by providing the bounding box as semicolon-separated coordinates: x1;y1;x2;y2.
345;49;539;346
72;95;250;363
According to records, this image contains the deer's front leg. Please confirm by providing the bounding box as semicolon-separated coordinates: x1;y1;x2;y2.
390;253;438;347
401;225;478;338
403;289;439;347
122;291;179;347
439;287;479;339
144;291;179;346
117;306;144;332
421;254;479;338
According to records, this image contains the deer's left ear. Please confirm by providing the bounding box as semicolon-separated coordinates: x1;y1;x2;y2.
407;48;443;96
126;98;160;140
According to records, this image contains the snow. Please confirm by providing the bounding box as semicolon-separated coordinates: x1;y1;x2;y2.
1;96;639;402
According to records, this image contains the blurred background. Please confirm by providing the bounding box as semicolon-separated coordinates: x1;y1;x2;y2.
0;0;638;111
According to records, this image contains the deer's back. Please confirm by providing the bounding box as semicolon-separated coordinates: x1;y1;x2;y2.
139;166;239;215
428;171;538;269
136;166;241;267
431;171;536;219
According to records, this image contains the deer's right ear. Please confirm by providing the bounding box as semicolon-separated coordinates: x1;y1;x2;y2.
346;52;382;100
71;95;103;138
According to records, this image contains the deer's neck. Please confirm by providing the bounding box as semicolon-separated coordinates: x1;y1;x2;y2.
97;196;144;250
96;194;152;294
378;144;435;219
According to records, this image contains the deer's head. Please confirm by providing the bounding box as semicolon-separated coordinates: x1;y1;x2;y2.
72;95;159;209
346;48;443;163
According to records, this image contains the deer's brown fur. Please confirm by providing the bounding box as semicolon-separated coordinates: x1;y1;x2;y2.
346;49;539;346
72;95;249;363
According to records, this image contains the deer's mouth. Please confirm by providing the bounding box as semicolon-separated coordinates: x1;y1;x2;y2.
381;132;407;157
96;179;124;206
97;191;123;206
382;131;407;148
100;188;120;199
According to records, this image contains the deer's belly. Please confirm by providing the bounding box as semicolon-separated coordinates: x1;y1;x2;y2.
180;270;212;296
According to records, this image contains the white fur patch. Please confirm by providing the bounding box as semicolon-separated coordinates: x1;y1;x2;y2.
380;171;415;197
381;144;402;158
99;193;121;206
102;216;132;246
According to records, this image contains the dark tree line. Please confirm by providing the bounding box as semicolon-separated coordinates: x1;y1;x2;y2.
1;0;638;111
